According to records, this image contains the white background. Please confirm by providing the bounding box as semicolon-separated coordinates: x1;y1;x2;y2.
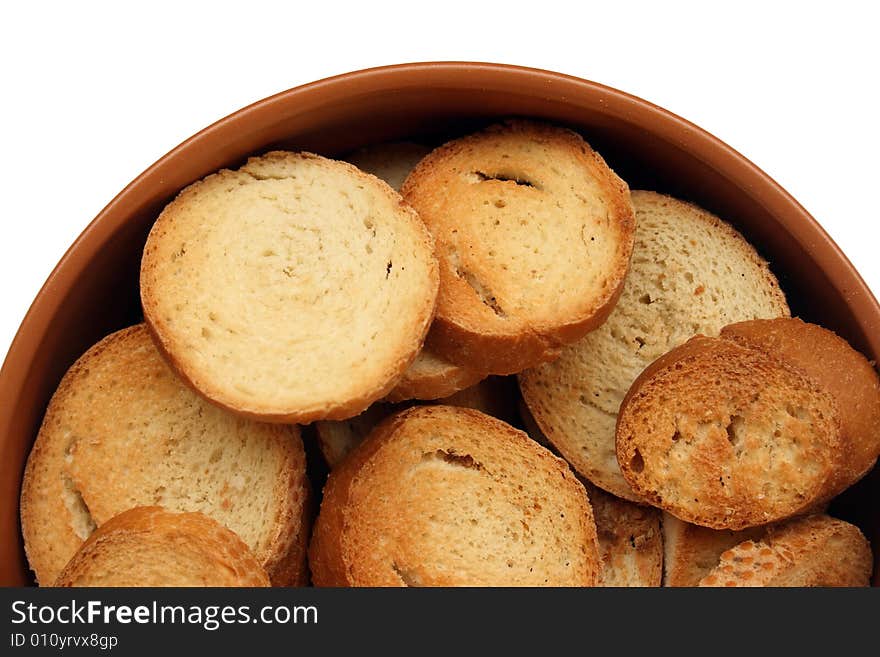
2;1;878;365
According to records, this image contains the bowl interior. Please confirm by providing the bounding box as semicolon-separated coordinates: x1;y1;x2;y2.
2;63;878;585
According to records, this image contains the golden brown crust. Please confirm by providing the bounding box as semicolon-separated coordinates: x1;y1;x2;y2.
616;334;843;530
720;317;880;497
385;347;486;402
403;120;635;375
20;324;309;586
619;318;879;535
698;515;872;587
424;282;625;376
141;151;439;424
309;405;600;586
261;468;312;587
54;507;270;587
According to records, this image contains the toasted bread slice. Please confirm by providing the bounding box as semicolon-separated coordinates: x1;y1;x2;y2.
346;141;486;402
699;515;872;587
316;377;520;468
55;507;269;587
402;120;635;375
587;482;662;587
721;318;880;498
519;191;789;501
141;151;439;423
662;513;765;586
309;405;600;586
616;334;843;530
346;141;431;192
20;325;310;586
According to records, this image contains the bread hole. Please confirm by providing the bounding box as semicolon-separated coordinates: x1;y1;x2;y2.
671;430;681;442
449;251;506;318
422;449;484;472
282;266;295;277
470;170;540;190
494;199;506;208
638;293;654;305
726;415;746;454
63;437;77;463
385;261;392;279
391;562;422;587
576;223;599;247
785;404;809;421
244;169;295;182
634;336;646;350
630;450;645;473
201;327;212;339
61;473;97;540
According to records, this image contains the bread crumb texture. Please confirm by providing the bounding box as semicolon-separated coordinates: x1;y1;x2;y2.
20;324;309;586
309;405;600;586
140;151;439;423
616;334;841;529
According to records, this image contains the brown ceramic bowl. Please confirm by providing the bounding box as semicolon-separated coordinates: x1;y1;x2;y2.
2;62;878;586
